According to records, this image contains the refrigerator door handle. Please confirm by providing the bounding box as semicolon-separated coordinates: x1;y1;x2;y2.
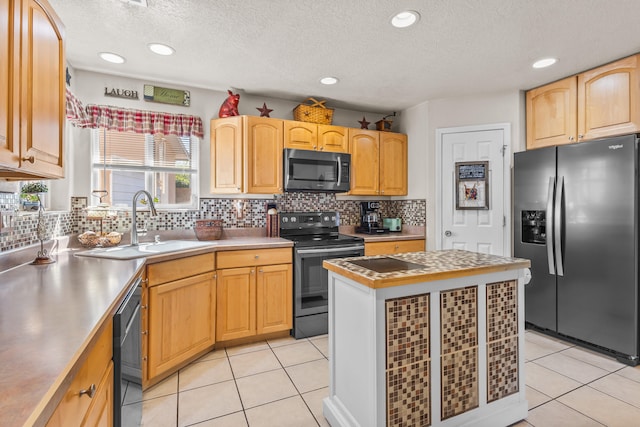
554;176;564;276
546;177;556;274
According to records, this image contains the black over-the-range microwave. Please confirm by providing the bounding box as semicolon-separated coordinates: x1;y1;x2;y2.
283;148;351;192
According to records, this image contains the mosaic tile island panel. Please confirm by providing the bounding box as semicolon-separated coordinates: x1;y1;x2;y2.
382;280;520;425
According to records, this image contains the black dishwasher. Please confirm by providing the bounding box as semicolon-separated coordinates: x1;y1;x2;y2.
114;277;143;427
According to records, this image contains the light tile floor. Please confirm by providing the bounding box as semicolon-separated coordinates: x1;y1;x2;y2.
130;330;640;426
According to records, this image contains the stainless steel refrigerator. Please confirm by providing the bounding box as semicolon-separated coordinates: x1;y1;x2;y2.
514;134;639;365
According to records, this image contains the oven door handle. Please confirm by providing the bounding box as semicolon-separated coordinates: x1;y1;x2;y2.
296;245;364;255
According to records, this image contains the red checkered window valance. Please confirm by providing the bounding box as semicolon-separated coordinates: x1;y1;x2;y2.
65;89;204;139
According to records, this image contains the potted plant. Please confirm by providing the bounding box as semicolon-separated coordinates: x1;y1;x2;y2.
20;182;48;211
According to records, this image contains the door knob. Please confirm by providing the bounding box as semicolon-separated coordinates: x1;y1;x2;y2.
444;230;452;237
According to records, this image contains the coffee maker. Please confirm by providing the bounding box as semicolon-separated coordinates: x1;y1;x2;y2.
356;201;389;234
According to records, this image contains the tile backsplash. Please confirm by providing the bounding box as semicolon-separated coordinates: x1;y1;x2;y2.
0;192;426;253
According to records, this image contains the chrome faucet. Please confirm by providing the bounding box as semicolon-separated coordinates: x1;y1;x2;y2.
131;190;158;246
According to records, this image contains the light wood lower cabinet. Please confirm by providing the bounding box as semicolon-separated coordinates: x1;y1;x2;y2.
364;239;425;256
216;248;292;342
46;323;113;427
144;252;216;385
81;362;114;427
216;267;256;341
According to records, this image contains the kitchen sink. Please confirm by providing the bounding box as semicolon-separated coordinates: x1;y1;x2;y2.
348;257;426;273
75;240;217;260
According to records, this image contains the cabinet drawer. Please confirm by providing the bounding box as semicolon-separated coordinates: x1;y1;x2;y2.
147;252;215;286
46;322;113;427
365;239;425;256
217;248;292;269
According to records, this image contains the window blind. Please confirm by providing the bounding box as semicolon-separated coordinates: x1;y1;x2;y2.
92;129;197;174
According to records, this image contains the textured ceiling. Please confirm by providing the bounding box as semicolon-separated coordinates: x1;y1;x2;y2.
49;0;640;113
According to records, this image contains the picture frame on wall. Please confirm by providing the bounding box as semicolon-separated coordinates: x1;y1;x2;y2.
455;161;489;210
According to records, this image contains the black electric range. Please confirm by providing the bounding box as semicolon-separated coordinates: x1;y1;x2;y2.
279;212;364;338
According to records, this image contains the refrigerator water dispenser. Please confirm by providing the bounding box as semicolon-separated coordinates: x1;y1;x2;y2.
521;210;546;244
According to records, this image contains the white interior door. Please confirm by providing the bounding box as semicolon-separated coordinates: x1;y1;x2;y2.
438;126;509;255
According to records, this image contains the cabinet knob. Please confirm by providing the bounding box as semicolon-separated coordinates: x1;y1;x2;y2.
254;255;259;259
141;305;148;309
313;145;317;149
79;384;96;399
21;155;35;164
259;268;263;273
578;134;584;139
251;269;255;274
568;136;574;141
142;330;148;335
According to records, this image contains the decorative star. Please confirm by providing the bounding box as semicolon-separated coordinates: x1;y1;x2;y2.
256;103;273;117
358;116;370;129
66;67;71;87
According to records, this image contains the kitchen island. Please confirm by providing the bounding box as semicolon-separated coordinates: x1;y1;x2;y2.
322;250;530;427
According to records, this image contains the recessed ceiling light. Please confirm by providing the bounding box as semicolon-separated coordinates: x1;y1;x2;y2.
391;10;420;28
320;76;339;85
532;58;557;69
148;43;175;56
99;52;125;64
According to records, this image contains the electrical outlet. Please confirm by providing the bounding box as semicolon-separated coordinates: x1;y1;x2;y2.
0;211;14;232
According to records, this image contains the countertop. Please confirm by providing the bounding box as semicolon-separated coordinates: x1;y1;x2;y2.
323;249;531;289
0;233;293;427
339;225;425;242
0;251;145;427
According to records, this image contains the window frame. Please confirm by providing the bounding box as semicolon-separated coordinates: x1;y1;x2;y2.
90;128;200;210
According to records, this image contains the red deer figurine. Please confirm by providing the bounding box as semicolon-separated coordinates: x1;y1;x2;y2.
218;90;240;118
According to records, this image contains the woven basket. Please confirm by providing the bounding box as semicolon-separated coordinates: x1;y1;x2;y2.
194;219;223;241
293;97;334;125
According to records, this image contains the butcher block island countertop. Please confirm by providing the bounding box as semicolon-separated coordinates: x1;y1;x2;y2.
322;250;531;427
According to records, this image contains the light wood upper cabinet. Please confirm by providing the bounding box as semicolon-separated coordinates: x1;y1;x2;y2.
578;54;640;140
318;124;349;152
210;116;283;194
349;129;379;195
284;120;349;153
526;54;640;149
526;76;578;149
380;132;408;196
0;0;65;179
0;0;17;169
211;116;243;193
246;116;283;193
283;120;316;150
349;129;408;196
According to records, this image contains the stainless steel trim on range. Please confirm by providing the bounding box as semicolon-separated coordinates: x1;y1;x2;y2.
114;277;142;427
283;148;351;192
293;243;364;338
